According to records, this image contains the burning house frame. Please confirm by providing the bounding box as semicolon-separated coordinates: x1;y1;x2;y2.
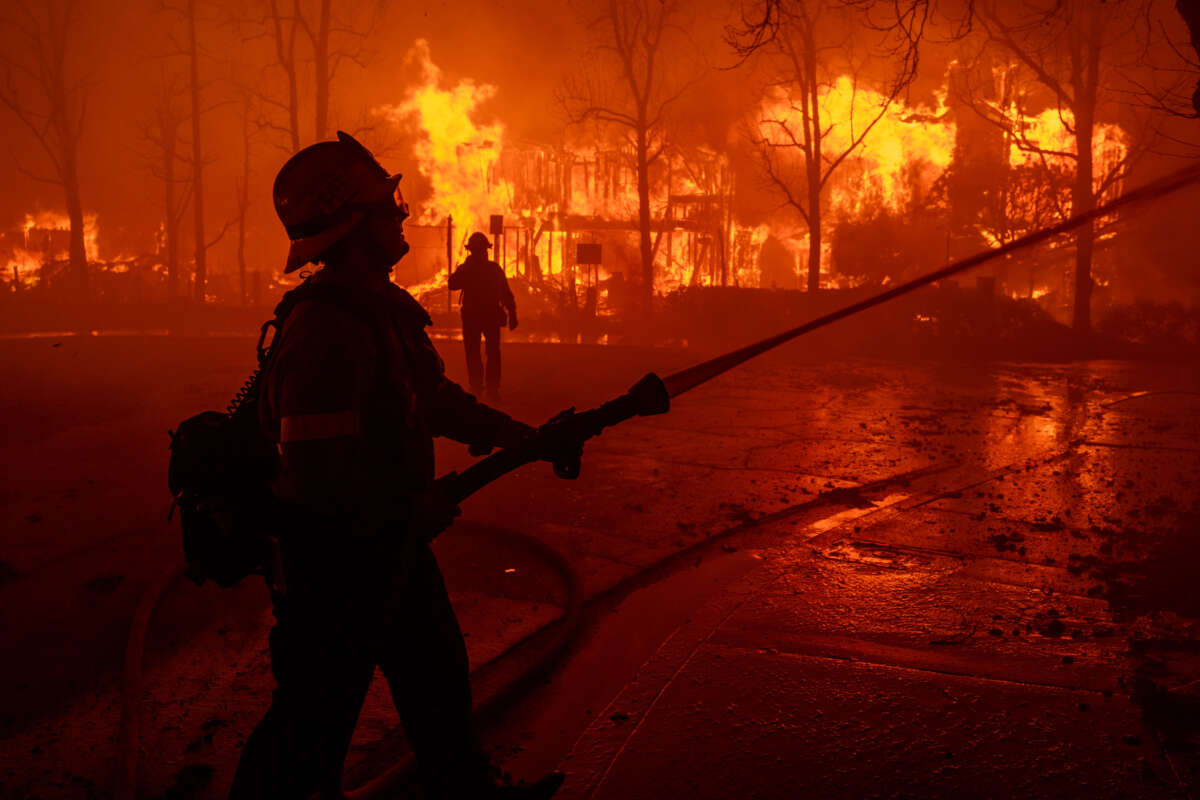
1;212;99;294
399;138;746;320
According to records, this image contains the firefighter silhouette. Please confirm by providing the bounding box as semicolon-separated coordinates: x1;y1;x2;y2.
229;132;564;800
450;232;518;401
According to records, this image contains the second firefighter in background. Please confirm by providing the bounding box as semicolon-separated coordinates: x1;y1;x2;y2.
450;232;517;401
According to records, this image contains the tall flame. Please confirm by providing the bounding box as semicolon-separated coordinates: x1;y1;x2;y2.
757;78;955;286
378;39;513;258
1009;106;1127;196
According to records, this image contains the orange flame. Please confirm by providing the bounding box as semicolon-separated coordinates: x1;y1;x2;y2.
1008;106;1127;194
5;211;100;289
379;40;513;260
758;78;955;286
22;211;100;261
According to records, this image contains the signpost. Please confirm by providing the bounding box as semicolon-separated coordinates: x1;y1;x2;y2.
446;215;453;312
490;214;504;273
576;243;602;265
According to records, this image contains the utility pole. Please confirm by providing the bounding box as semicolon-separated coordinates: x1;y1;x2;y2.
446;214;453;312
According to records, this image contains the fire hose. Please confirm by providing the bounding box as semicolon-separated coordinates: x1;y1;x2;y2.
442;161;1200;505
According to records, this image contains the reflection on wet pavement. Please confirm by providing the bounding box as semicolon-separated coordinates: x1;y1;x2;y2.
559;357;1200;797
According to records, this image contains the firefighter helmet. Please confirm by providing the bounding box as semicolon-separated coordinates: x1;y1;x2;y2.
466;232;492;252
273;131;407;273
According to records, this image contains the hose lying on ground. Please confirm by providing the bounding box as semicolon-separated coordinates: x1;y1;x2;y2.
1101;390;1200;408
115;561;188;800
115;528;582;800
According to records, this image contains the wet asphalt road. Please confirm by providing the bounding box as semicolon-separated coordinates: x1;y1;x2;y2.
553;379;1200;798
2;336;1199;798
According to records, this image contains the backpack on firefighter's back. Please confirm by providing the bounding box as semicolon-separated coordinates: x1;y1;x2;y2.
168;278;394;587
168;318;282;587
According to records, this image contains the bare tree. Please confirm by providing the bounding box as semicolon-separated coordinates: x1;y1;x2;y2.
0;0;90;297
562;0;700;313
159;0;233;303
731;0;907;292
260;0;302;151
252;0;381;150
1106;1;1200;129
970;0;1149;334
235;89;254;305
1178;0;1200;115
841;0;977;95
138;73;192;298
184;0;210;302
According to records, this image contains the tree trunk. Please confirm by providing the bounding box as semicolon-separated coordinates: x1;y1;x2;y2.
636;126;654;314
1178;0;1200;114
1071;141;1094;335
313;0;331;140
164;122;179;298
238;99;251;306
721;170;732;286
287;65;300;151
53;60;87;298
62;147;88;299
187;0;207;303
807;168;822;292
236;214;247;306
270;0;300;151
804;26;822;292
1070;2;1101;336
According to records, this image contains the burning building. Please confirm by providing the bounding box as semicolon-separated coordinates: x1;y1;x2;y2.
2;212;99;293
375;38;1136;339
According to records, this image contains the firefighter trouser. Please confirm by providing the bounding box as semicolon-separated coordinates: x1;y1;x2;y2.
229;515;489;799
461;311;502;395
